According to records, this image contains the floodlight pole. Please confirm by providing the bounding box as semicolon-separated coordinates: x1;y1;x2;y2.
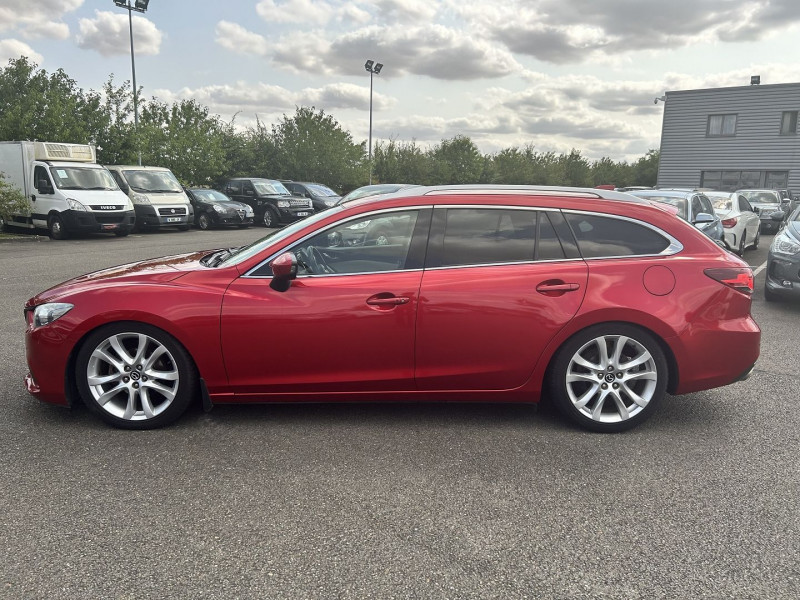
365;60;383;185
114;0;150;165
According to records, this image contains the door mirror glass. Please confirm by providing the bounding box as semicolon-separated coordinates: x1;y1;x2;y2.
269;252;298;291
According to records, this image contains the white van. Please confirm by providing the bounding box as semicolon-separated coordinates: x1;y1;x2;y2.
0;141;135;239
105;165;192;231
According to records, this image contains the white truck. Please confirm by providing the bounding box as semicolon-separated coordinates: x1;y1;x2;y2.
0;141;135;239
105;165;192;231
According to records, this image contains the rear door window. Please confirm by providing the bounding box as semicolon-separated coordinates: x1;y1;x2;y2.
438;208;537;267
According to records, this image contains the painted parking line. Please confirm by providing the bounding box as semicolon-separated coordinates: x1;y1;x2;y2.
752;260;767;276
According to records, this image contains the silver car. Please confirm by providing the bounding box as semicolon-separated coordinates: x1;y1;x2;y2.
737;189;791;234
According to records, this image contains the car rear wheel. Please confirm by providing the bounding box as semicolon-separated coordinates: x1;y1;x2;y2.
752;229;760;249
75;323;197;429
737;232;746;256
549;324;668;432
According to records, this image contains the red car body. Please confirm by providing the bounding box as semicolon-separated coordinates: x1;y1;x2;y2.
24;186;760;430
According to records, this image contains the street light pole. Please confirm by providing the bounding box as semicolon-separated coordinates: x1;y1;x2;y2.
114;0;150;165
364;60;383;185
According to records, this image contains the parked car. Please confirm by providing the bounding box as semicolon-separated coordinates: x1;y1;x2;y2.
220;178;313;228
704;191;761;255
23;185;760;433
185;188;254;230
628;189;725;245
338;183;419;204
282;181;341;212
764;204;800;301
737;189;790;233
106;165;192;232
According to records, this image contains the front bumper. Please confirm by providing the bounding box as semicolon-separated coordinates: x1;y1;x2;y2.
134;204;190;228
277;207;313;223
61;209;136;235
765;253;800;298
212;211;254;227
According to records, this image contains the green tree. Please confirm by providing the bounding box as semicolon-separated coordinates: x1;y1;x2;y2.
372;139;429;185
271;106;366;192
633;149;660;186
427;135;483;185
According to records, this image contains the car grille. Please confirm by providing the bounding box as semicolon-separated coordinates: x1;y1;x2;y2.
88;205;125;211
289;199;312;208
157;207;188;216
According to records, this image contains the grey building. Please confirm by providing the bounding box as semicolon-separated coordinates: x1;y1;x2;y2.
657;81;800;192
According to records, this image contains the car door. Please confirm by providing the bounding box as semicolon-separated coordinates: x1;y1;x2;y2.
415;207;588;391
220;208;431;396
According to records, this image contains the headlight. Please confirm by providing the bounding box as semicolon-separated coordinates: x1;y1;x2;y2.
66;198;87;211
771;230;800;256
32;303;74;328
245;207;254;216
131;193;151;204
213;204;226;213
277;200;290;208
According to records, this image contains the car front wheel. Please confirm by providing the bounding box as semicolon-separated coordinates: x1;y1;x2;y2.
198;213;212;230
549;324;668;432
75;323;197;429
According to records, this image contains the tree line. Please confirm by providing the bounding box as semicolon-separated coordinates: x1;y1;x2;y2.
0;57;658;193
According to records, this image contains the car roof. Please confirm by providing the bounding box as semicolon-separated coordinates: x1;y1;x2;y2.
628;189;694;199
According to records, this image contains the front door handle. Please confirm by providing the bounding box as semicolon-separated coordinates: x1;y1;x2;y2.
367;295;410;306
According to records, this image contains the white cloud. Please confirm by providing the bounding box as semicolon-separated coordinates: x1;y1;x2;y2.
0;39;43;65
256;0;337;25
0;0;81;41
76;11;162;58
215;21;271;56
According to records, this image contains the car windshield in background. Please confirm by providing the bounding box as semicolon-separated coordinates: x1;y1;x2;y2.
253;181;290;196
126;170;183;193
741;191;780;204
706;194;733;210
641;195;688;220
49;167;118;191
307;184;338;197
193;189;231;202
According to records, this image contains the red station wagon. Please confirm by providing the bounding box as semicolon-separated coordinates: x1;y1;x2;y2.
24;186;760;432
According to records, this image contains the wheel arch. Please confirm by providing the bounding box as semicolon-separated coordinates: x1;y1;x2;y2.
539;319;680;397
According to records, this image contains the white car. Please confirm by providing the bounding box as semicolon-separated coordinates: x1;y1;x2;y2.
705;191;761;255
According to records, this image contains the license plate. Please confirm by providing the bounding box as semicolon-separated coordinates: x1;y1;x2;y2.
102;224;118;230
166;217;182;223
297;212;310;217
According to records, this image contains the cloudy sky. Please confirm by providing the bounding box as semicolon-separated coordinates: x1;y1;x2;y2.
2;0;800;161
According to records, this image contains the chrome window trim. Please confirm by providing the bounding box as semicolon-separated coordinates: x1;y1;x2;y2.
425;257;581;272
243;205;433;278
561;209;683;257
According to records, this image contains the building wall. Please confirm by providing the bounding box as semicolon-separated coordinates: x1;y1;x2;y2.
657;82;800;192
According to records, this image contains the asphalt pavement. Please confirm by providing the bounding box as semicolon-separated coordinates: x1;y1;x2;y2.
1;226;798;599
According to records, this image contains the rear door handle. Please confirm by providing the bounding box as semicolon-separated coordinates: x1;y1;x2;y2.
536;282;580;294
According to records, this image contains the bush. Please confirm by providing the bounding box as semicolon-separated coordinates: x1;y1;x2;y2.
0;173;29;229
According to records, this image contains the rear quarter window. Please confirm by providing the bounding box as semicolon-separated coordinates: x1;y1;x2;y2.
565;213;671;258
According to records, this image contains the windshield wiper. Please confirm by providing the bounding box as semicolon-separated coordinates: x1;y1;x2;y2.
205;247;240;268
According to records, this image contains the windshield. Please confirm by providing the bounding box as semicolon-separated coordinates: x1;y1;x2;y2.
740;190;780;204
124;170;183;193
639;195;688;220
307;184;338;197
253;181;290;196
49;167;118;191
706;194;733;211
192;189;232;202
217;207;341;267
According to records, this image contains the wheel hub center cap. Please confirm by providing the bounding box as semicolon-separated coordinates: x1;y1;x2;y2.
604;373;615;383
130;371;141;381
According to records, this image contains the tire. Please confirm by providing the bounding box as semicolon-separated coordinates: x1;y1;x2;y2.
737;232;746;256
548;324;668;433
752;229;760;249
75;322;197;429
263;208;279;228
48;214;68;240
198;213;212;230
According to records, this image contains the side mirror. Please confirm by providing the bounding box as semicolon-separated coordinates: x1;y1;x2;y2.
245;190;254;196
693;212;715;226
771;210;786;221
269;252;298;292
752;207;760;215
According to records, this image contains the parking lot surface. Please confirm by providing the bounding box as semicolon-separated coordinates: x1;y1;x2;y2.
1;227;798;599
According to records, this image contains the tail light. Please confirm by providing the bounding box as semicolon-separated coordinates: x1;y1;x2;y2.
721;217;737;228
704;267;753;295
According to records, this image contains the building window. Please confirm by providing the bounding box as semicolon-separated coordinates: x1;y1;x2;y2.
707;114;737;137
700;170;789;191
780;111;798;135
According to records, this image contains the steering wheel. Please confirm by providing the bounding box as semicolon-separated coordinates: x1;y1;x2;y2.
304;245;336;274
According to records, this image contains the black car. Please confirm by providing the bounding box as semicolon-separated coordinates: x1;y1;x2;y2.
185;188;254;230
221;178;313;228
283;181;341;212
765;205;800;301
